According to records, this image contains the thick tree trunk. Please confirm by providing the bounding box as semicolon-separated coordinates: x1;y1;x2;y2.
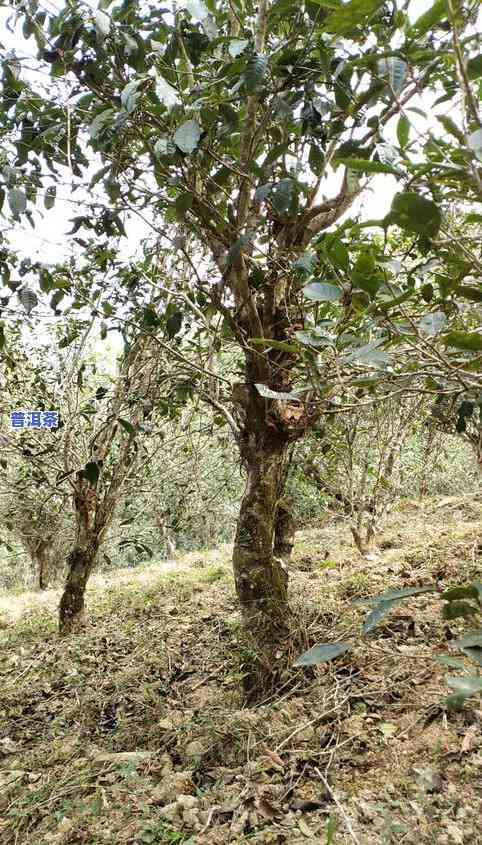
273;497;295;566
233;442;290;634
58;542;98;634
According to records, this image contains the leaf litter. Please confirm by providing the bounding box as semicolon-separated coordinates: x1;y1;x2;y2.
0;498;481;843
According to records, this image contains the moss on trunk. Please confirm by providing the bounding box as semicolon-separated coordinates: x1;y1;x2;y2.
274;497;295;566
58;544;98;634
233;444;290;634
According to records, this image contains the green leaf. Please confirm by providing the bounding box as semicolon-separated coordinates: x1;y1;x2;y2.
173;119;201;154
410;0;447;37
324;0;383;35
304;0;340;7
8;188;27;215
89;109;115;140
377;57;408;94
418;311;446;336
270;179;294;215
467;55;482;81
328;239;350;271
120;78;145;113
244;54;268;92
175;192;194;216
84;461;100;485
303;282;342;302
154;137;176;157
294;330;331;348
142;306;160;328
294;642;351;666
461;648;482;667
95;8;111;39
18;287;38;315
447;676;482;697
355;585;437;605
59;331;79;348
468;128;482;163
309;143;325;175
387;192;442;238
343;342;390;366
154;74;181;109
229;39;249;58
255;383;302;401
183;0;210;20
397;115;410;149
363;600;397;634
44;186;56;210
325;814;337;845
443;331;482;352
166;310;183;338
50;290;64;310
442;601;479;621
453;629;482;649
442;585;480;602
444;693;467;711
118;418;135;435
436;115;464;144
335;157;401;176
255;183;273;202
294;253;317;277
123;32;138;55
456;286;482;303
434;656;466;669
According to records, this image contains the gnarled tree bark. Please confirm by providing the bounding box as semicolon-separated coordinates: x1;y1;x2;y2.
59;541;99;634
273;496;295;567
233;439;291;633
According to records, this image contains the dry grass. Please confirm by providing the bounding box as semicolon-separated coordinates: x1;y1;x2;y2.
1;497;481;844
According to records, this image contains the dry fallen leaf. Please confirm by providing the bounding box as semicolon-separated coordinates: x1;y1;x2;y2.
256;797;282;821
379;721;397;738
263;747;285;768
461;724;479;753
298;817;313;837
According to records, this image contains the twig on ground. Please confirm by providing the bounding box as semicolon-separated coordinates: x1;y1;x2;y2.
275;695;350;752
315;767;361;845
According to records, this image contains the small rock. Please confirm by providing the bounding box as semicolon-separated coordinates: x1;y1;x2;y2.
0;738;19;755
158;802;181;823
183;807;202;828
185;740;206;757
177;794;198;809
150;771;194;804
446;822;464;844
357;800;377;821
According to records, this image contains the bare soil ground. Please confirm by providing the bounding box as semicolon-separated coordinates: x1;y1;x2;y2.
1;496;482;845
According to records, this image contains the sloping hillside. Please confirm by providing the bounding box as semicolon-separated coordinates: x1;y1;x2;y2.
1;497;481;845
